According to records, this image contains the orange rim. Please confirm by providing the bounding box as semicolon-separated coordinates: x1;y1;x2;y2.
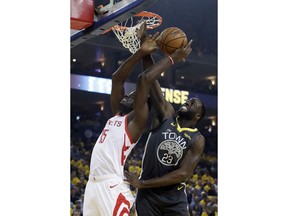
101;11;162;34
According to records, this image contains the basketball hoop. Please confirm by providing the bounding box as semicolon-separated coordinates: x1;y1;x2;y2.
104;11;162;53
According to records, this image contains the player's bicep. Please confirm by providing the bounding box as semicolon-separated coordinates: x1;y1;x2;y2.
128;75;151;140
110;80;125;115
150;81;175;121
128;103;149;142
133;81;150;128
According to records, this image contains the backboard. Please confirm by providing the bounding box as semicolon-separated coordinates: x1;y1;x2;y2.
71;0;159;47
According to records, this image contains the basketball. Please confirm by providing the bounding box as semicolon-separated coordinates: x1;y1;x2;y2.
158;27;188;55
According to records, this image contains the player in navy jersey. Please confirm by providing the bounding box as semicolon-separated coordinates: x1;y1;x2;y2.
124;55;206;215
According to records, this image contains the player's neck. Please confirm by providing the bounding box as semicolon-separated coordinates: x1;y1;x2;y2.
177;116;196;129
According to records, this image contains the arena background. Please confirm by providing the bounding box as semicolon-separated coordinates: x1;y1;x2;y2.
1;0;288;215
70;0;217;215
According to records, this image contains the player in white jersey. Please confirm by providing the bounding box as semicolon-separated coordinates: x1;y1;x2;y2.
84;113;137;216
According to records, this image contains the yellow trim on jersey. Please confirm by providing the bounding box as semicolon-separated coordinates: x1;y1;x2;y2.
176;117;198;132
171;122;176;126
177;182;186;190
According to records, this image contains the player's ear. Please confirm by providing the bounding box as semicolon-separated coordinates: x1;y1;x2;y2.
195;113;201;120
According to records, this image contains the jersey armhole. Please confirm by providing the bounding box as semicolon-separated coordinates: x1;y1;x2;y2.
124;114;134;144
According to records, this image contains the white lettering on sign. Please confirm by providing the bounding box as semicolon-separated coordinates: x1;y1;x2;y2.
161;88;189;104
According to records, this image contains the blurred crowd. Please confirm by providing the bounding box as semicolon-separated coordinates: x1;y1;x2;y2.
70;113;218;216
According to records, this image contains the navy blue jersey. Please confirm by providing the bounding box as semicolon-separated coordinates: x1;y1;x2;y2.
140;116;201;191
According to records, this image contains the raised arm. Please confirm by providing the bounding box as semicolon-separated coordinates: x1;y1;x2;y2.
141;40;172;125
141;40;175;127
127;36;193;143
138;24;175;127
126;33;160;142
125;134;205;188
150;40;194;127
149;80;174;128
110;49;145;115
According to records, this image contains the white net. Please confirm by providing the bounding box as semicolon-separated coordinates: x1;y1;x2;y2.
112;21;142;54
112;14;162;53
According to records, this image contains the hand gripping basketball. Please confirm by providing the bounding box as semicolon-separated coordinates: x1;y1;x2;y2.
158;27;188;55
170;39;193;63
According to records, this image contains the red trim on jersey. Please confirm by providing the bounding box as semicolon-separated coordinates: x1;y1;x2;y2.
113;193;130;216
124;114;133;144
121;135;130;166
119;207;130;216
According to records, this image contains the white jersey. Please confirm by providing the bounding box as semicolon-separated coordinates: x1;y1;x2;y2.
83;114;136;216
89;113;135;178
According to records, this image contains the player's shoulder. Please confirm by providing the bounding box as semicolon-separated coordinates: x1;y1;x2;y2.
192;134;205;148
196;133;205;143
186;132;204;146
186;134;205;155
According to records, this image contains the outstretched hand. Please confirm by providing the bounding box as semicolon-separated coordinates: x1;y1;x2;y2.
140;32;160;55
136;21;147;44
170;40;193;63
124;170;144;189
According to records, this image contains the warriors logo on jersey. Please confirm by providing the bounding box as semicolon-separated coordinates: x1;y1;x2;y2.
157;140;183;166
156;129;187;166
